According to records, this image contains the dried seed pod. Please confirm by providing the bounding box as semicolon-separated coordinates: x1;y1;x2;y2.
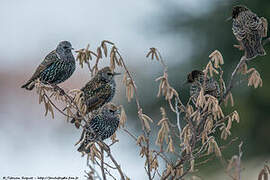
136;134;146;146
119;106;127;127
232;111;240;123
190;159;195;172
209;50;224;68
166;136;175;153
247;68;263;88
101;41;108;57
96;47;102;59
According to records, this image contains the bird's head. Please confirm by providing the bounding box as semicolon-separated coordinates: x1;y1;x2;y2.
232;5;249;19
56;41;74;55
97;67;121;82
102;103;121;117
186;70;204;83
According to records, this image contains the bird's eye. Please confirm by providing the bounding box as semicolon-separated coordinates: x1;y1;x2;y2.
107;72;113;76
109;109;114;113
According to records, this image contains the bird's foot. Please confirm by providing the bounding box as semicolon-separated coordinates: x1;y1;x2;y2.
233;44;244;51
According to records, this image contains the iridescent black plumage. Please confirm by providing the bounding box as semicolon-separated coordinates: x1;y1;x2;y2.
231;5;267;59
21;41;76;90
77;103;120;153
71;67;120;128
187;70;220;105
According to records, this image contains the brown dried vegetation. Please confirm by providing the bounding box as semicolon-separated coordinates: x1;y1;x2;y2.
30;12;269;179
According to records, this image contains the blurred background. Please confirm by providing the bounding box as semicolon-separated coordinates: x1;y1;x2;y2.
0;0;269;179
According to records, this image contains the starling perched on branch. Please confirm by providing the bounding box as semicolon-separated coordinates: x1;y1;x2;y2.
77;103;120;153
186;70;220;105
231;5;267;59
71;67;120;128
21;41;76;90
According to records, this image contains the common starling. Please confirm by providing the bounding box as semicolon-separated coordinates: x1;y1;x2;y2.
21;41;76;90
231;5;267;59
186;70;220;105
77;103;120;153
71;67;120;128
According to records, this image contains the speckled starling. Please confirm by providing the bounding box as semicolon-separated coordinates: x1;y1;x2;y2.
231;5;267;59
71;67;120;128
77;103;120;153
21;41;76;90
186;70;220;105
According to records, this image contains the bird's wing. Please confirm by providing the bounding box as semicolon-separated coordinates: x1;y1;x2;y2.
90;114;117;141
88;114;106;140
83;83;112;111
244;11;264;33
232;19;247;41
28;50;60;82
235;11;264;38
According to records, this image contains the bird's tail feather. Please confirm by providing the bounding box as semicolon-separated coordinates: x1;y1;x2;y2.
77;142;92;154
243;35;266;59
21;80;35;90
245;44;266;59
77;143;85;152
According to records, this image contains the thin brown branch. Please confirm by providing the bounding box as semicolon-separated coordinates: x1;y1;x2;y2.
175;97;182;140
86;156;102;180
195;137;239;166
222;56;247;102
99;142;125;180
152;150;171;165
237;142;243;180
116;50;141;110
122;128;138;141
161;157;186;180
94;159;117;180
145;134;153;180
100;148;107;180
43;93;73;118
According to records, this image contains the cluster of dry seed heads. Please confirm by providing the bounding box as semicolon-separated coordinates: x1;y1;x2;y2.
32;37;266;179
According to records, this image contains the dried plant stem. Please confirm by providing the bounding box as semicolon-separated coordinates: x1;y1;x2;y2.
223;56;246;101
86;156;102;180
99;142;125;180
145;135;153;180
107;151;125;180
156;49;168;72
93;159;117;180
115;49;148;132
223;35;270;102
152;150;171;165
116;47;155;179
100;148;107;180
236;142;243;180
196;137;239;166
161;157;185;180
43;93;73;118
175;97;182;140
116;50;141;110
122;128;138;141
